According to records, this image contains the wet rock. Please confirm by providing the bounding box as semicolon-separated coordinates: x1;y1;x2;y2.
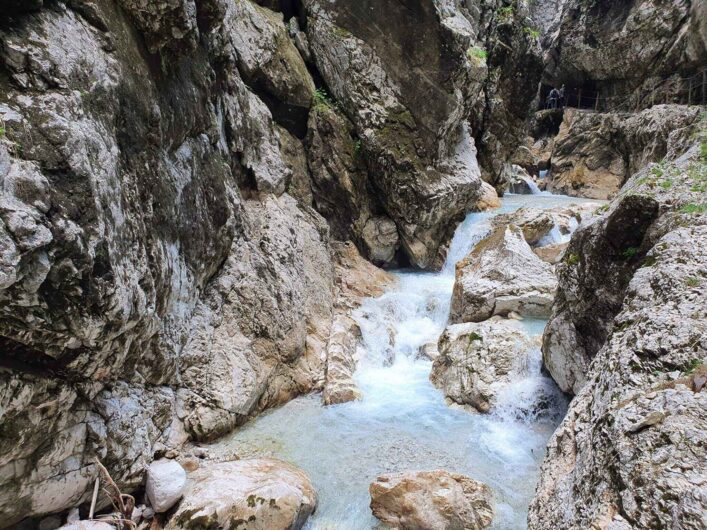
475;182;501;212
38;516;62;530
361;216;400;268
369;470;494;530
491;203;598;248
323;242;396;405
417;342;439;362
450;225;557;323
146;459;187;513
167;459;316;530
323;315;363;405
530;144;707;529
430;321;534;413
548;106;702;199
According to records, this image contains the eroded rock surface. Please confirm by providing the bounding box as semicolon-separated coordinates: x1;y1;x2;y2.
167;458;317;530
548;106;702;199
431;321;534;413
370;470;494;530
450;225;557;323
531;143;707;529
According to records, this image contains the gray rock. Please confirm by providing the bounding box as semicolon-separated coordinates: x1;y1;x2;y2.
146;459;187;513
430;321;534;413
530;143;707;529
450;225;557;323
548;105;702;199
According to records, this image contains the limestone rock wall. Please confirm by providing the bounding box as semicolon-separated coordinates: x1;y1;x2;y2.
532;141;707;529
0;0;496;525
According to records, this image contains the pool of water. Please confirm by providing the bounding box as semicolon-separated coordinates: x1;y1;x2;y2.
208;193;599;529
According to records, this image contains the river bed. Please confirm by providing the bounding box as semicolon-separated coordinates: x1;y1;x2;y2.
208;193;598;529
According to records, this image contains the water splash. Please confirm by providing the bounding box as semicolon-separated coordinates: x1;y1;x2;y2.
210;194;596;530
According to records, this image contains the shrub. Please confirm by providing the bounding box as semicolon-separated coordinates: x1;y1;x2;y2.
466;46;487;62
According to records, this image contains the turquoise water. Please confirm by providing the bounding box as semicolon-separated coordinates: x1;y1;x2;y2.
209;194;598;529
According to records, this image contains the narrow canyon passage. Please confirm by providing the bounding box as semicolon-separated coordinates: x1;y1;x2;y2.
208;193;598;529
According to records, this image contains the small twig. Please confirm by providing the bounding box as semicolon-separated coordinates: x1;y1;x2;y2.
89;476;100;519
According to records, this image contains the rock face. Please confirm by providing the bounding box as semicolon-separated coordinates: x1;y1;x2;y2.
450;225;557;323
167;459;317;530
370;470;494;530
304;0;486;268
542;1;707;100
530;143;707;529
548;105;702;199
430;321;534;413
145;459;187;513
1;0;483;523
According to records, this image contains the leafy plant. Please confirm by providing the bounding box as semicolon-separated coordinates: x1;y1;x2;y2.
684;358;703;375
498;5;514;19
524;26;540;39
466;46;487;63
565;253;580;266
0;126;4;137
313;88;332;110
622;247;639;260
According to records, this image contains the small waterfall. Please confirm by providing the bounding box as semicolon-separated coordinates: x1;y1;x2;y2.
212;193;592;530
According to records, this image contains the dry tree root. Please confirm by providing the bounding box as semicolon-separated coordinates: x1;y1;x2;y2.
90;458;137;530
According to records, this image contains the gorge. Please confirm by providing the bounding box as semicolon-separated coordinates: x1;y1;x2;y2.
0;1;705;529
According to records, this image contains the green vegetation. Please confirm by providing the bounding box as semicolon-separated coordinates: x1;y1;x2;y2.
685;276;702;287
658;179;673;190
498;5;514;19
313;88;333;111
683;358;703;375
523;26;540;39
332;25;351;38
0;126;4;137
679;203;707;215
565;253;580;266
641;255;657;267
467;332;483;343
622;247;639;260
466;46;487;64
354;139;362;156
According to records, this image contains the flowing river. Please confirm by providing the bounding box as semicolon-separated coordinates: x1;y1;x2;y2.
209;193;598;529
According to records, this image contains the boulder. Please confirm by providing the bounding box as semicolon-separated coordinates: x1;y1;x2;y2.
430;322;534;412
533;243;568;264
474;182;501;212
146;459;187;513
369;470;494;530
450;225;557;323
322;315;363;405
490;203;598;248
416;342;439;362
167;459;316;530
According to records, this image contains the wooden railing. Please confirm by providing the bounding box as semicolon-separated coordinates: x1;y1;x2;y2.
542;69;707;113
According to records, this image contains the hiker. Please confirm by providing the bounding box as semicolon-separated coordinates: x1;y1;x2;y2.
558;84;566;108
547;87;560;109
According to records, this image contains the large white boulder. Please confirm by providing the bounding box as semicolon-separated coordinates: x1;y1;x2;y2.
450;224;557;323
430;321;534;412
146;458;187;513
166;458;316;530
369;470;494;530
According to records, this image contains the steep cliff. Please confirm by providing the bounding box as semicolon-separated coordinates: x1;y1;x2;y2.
531;136;707;528
0;0;501;526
